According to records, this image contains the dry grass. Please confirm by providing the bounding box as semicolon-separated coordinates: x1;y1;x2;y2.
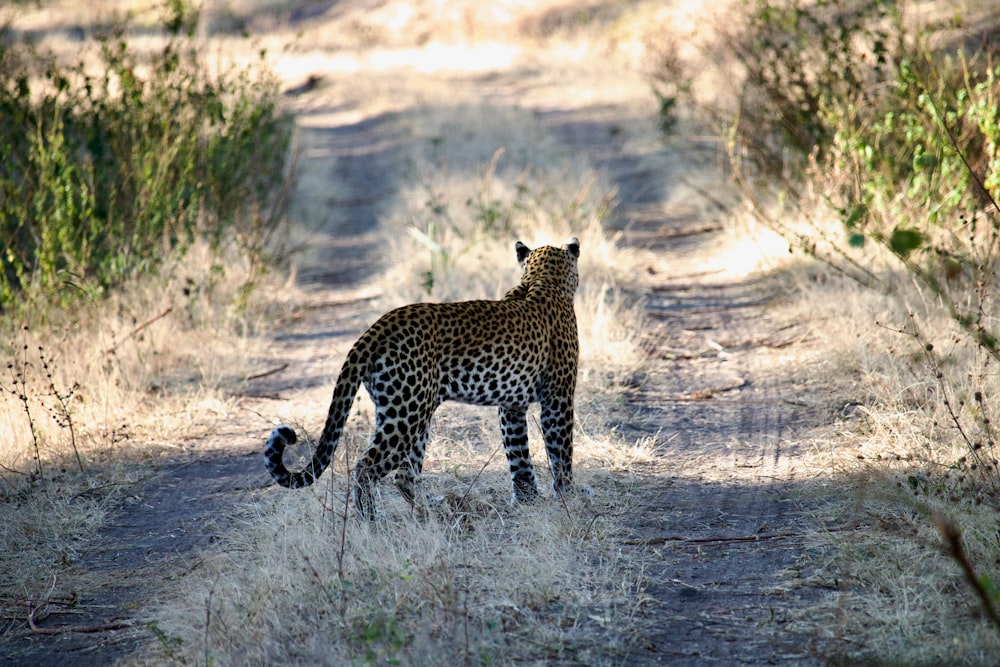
752;199;1000;662
150;428;660;665
0;240;271;613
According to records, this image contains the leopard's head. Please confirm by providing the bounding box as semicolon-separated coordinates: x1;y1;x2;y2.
515;238;580;299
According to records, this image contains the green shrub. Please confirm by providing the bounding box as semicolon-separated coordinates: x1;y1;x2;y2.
829;50;1000;357
0;14;291;313
652;0;902;177
654;0;1000;489
655;0;1000;354
734;0;901;176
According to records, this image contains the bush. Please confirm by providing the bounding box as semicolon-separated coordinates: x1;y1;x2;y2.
656;0;1000;490
732;0;902;177
700;0;1000;360
829;49;1000;353
652;0;903;178
0;10;291;313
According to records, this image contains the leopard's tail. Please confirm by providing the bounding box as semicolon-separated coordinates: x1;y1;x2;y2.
264;346;365;488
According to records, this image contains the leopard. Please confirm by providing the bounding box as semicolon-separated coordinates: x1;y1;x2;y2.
264;238;581;519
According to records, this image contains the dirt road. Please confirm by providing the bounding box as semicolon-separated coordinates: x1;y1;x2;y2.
3;3;835;664
538;104;832;664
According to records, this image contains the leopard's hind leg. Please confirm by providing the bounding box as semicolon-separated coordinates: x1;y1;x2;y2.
353;393;437;520
393;409;433;508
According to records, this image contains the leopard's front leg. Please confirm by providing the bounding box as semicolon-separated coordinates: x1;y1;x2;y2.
499;405;540;503
540;395;574;496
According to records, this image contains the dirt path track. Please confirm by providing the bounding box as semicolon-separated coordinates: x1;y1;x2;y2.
548;113;829;663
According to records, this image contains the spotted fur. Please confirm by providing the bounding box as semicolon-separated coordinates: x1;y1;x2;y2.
263;239;580;519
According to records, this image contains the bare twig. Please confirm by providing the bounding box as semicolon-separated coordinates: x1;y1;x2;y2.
888;313;1000;490
67;481;129;503
334;429;353;616
102;306;174;356
920;69;1000;219
244;363;289;382
933;513;1000;635
449;443;503;527
39;345;83;473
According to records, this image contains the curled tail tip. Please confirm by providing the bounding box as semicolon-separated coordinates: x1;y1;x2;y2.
265;424;303;488
273;424;297;445
265;425;297;454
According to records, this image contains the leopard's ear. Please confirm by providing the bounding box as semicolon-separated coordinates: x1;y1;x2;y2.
563;237;580;258
515;241;532;265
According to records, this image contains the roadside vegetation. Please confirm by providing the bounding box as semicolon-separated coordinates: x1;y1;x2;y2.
0;0;291;635
653;0;1000;661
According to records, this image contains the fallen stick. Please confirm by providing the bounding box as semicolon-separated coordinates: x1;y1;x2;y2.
26;576;135;635
103;306;174;355
28;599;133;635
29;613;134;635
622;532;803;546
245;362;289;382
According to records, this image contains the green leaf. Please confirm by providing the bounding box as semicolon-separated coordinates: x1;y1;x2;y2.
979;575;999;601
844;203;867;228
914;153;937;170
889;227;924;257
